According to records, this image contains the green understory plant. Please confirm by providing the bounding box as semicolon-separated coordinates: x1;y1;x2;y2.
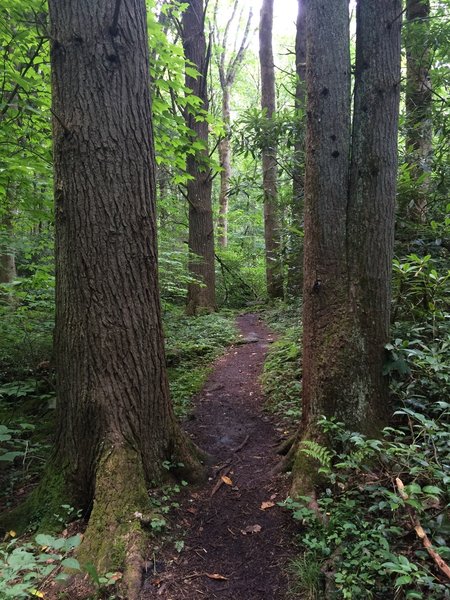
283;410;450;599
0;532;81;599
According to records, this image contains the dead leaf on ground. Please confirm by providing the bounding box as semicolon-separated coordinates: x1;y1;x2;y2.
221;475;233;486
241;524;262;535
205;573;228;581
260;501;275;510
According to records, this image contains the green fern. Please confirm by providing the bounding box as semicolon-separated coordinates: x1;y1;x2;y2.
299;440;333;474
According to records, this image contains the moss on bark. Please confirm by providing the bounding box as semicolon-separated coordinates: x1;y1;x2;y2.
290;428;328;499
77;445;149;571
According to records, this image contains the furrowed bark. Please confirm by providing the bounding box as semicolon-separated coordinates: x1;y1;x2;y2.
291;0;401;496
2;1;206;593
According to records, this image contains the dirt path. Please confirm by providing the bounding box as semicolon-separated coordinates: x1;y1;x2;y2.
142;314;295;600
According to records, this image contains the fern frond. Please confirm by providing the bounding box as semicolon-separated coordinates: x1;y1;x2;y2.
299;440;333;472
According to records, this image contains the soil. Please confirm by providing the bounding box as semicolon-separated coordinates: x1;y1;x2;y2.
141;313;296;600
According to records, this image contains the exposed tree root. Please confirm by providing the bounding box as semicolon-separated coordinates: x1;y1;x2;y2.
276;426;328;498
77;440;206;599
276;433;297;456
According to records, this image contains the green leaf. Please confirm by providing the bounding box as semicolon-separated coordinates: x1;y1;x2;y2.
395;574;412;586
35;533;56;547
0;451;23;462
61;557;81;571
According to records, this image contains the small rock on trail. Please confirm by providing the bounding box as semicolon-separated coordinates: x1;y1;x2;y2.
142;313;295;600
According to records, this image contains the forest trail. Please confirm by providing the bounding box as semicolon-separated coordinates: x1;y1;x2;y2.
142;313;295;600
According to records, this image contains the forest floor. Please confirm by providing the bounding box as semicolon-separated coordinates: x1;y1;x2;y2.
141;313;296;600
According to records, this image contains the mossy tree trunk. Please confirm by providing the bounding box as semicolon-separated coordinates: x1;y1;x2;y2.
292;0;401;496
259;0;283;300
47;0;204;592
182;0;216;315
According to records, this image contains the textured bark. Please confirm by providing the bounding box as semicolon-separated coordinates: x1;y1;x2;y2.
287;0;306;297
182;0;216;315
259;0;283;299
405;0;432;222
47;0;203;583
293;0;401;495
300;0;351;437
347;0;402;431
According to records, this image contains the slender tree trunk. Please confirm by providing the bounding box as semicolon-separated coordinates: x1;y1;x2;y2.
182;0;216;315
0;253;15;283
218;87;231;247
40;0;204;592
405;0;432;222
287;0;306;297
291;0;401;496
259;0;283;299
214;1;252;249
0;182;17;284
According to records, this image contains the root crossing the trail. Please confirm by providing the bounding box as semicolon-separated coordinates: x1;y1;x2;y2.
142;314;295;600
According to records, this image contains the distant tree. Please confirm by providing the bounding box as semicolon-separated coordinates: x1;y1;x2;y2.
287;0;306;297
0;2;50;284
0;186;16;283
182;0;216;314
291;0;402;495
259;0;283;299
405;0;432;222
3;1;204;596
213;0;253;247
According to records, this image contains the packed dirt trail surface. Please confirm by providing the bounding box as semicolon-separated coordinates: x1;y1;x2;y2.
142;313;295;600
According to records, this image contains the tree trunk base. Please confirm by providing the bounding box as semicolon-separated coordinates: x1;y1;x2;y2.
78;440;205;598
290;427;328;498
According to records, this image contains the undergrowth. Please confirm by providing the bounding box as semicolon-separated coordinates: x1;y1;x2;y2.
164;307;237;416
0;276;237;597
265;256;450;599
261;301;302;424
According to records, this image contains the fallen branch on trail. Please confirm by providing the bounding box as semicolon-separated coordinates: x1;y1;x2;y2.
396;477;450;581
211;465;232;497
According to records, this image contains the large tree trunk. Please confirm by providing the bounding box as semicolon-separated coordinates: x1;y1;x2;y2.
347;0;401;432
218;87;231;247
405;0;432;222
41;0;204;593
299;0;351;443
291;0;401;496
182;0;216;315
259;0;283;299
287;0;306;297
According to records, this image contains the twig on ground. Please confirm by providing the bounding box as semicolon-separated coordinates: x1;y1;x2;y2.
232;434;250;453
396;477;450;581
211;466;232;497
